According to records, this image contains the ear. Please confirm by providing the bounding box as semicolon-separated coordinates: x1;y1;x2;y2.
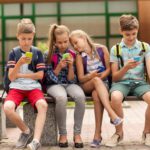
119;28;123;35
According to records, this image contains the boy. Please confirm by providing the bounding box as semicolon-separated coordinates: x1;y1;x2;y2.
105;14;150;147
3;19;47;150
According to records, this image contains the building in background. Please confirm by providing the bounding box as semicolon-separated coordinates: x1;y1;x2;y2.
0;0;149;85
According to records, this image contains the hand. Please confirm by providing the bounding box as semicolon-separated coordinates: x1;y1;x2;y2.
18;56;31;65
58;59;67;69
66;54;74;66
125;59;140;70
90;70;99;78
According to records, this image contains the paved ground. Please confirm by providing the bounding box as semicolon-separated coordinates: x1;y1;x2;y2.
0;101;150;150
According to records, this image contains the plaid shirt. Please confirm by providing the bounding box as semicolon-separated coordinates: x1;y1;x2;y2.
45;48;77;85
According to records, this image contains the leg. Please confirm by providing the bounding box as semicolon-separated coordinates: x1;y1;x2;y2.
82;77;120;121
4;101;28;132
66;84;85;146
34;99;48;141
47;85;68;145
142;92;150;134
110;91;124;136
92;90;104;141
91;90;104;148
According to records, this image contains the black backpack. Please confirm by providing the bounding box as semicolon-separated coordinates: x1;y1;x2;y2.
1;46;38;100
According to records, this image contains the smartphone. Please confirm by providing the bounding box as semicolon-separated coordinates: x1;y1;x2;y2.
25;52;32;64
62;53;70;59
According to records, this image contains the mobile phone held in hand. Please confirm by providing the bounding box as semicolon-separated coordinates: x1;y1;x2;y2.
62;53;70;59
97;66;105;73
25;52;33;64
133;56;141;62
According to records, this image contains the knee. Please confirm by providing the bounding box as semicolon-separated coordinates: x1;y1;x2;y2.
92;77;103;85
111;91;123;106
3;101;15;115
55;96;68;105
36;100;48;113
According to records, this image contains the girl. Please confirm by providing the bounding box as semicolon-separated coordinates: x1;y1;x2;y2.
70;30;123;148
44;24;85;148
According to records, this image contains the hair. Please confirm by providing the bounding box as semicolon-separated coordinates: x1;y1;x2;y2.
17;18;35;35
119;14;139;31
70;29;95;53
47;24;70;64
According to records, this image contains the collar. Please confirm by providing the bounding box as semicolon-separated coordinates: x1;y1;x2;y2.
120;39;139;49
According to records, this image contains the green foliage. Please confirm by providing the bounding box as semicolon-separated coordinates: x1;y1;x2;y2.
37;42;48;53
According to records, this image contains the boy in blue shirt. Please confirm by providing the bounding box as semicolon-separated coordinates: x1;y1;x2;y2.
3;19;47;150
106;14;150;147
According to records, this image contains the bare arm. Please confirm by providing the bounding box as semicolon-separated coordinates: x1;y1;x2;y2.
146;58;150;82
111;60;140;82
76;54;98;83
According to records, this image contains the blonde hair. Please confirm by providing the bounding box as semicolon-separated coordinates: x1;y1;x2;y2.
119;14;139;31
47;24;70;64
70;29;95;52
17;18;35;35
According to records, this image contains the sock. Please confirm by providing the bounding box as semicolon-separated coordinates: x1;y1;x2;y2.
33;139;40;143
23;128;30;134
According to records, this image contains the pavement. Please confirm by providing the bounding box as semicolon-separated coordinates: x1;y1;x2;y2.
0;101;150;150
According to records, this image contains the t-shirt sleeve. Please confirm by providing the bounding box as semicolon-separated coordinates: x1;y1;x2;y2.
36;50;46;71
144;43;150;59
7;50;16;69
110;45;118;63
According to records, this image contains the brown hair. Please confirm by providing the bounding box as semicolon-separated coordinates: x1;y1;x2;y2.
70;29;95;52
47;24;70;64
119;14;139;31
17;18;35;35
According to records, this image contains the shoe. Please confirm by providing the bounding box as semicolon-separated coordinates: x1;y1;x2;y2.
73;136;84;148
111;118;123;126
142;133;150;146
27;140;41;150
90;139;101;148
58;141;68;148
105;133;123;147
74;142;84;148
16;128;33;149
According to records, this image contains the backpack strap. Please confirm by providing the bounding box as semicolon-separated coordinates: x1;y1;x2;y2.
115;43;124;68
51;54;58;69
96;47;105;68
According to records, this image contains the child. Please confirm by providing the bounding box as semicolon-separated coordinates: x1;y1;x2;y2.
105;14;150;147
44;24;85;148
3;19;47;150
69;29;123;148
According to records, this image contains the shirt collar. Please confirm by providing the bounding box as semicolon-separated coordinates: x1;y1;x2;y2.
120;39;139;49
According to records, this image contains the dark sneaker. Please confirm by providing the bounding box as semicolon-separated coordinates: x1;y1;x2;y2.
27;140;41;150
16;128;33;149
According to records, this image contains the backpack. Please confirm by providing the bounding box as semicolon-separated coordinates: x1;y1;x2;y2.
2;46;38;97
114;41;149;81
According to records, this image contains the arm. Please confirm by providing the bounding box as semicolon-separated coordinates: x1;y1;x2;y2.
76;54;98;83
111;59;140;82
8;55;31;81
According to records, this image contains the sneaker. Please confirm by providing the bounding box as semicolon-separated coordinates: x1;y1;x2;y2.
16;128;33;149
142;133;150;146
105;133;123;147
90;139;101;148
27;140;41;150
111;118;123;126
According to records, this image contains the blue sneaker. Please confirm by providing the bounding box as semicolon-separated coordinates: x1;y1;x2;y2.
111;118;123;126
90;139;101;148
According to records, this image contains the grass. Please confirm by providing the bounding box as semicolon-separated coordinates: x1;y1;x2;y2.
67;100;93;107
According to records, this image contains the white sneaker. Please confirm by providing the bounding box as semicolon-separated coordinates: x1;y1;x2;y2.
142;133;150;146
27;140;41;150
105;133;123;147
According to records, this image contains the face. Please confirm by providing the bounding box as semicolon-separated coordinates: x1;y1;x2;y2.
120;28;138;46
55;32;69;53
17;33;34;52
71;35;86;52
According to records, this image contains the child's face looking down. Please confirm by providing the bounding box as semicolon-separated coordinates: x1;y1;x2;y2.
121;28;138;47
17;33;34;52
55;32;69;53
70;36;86;53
